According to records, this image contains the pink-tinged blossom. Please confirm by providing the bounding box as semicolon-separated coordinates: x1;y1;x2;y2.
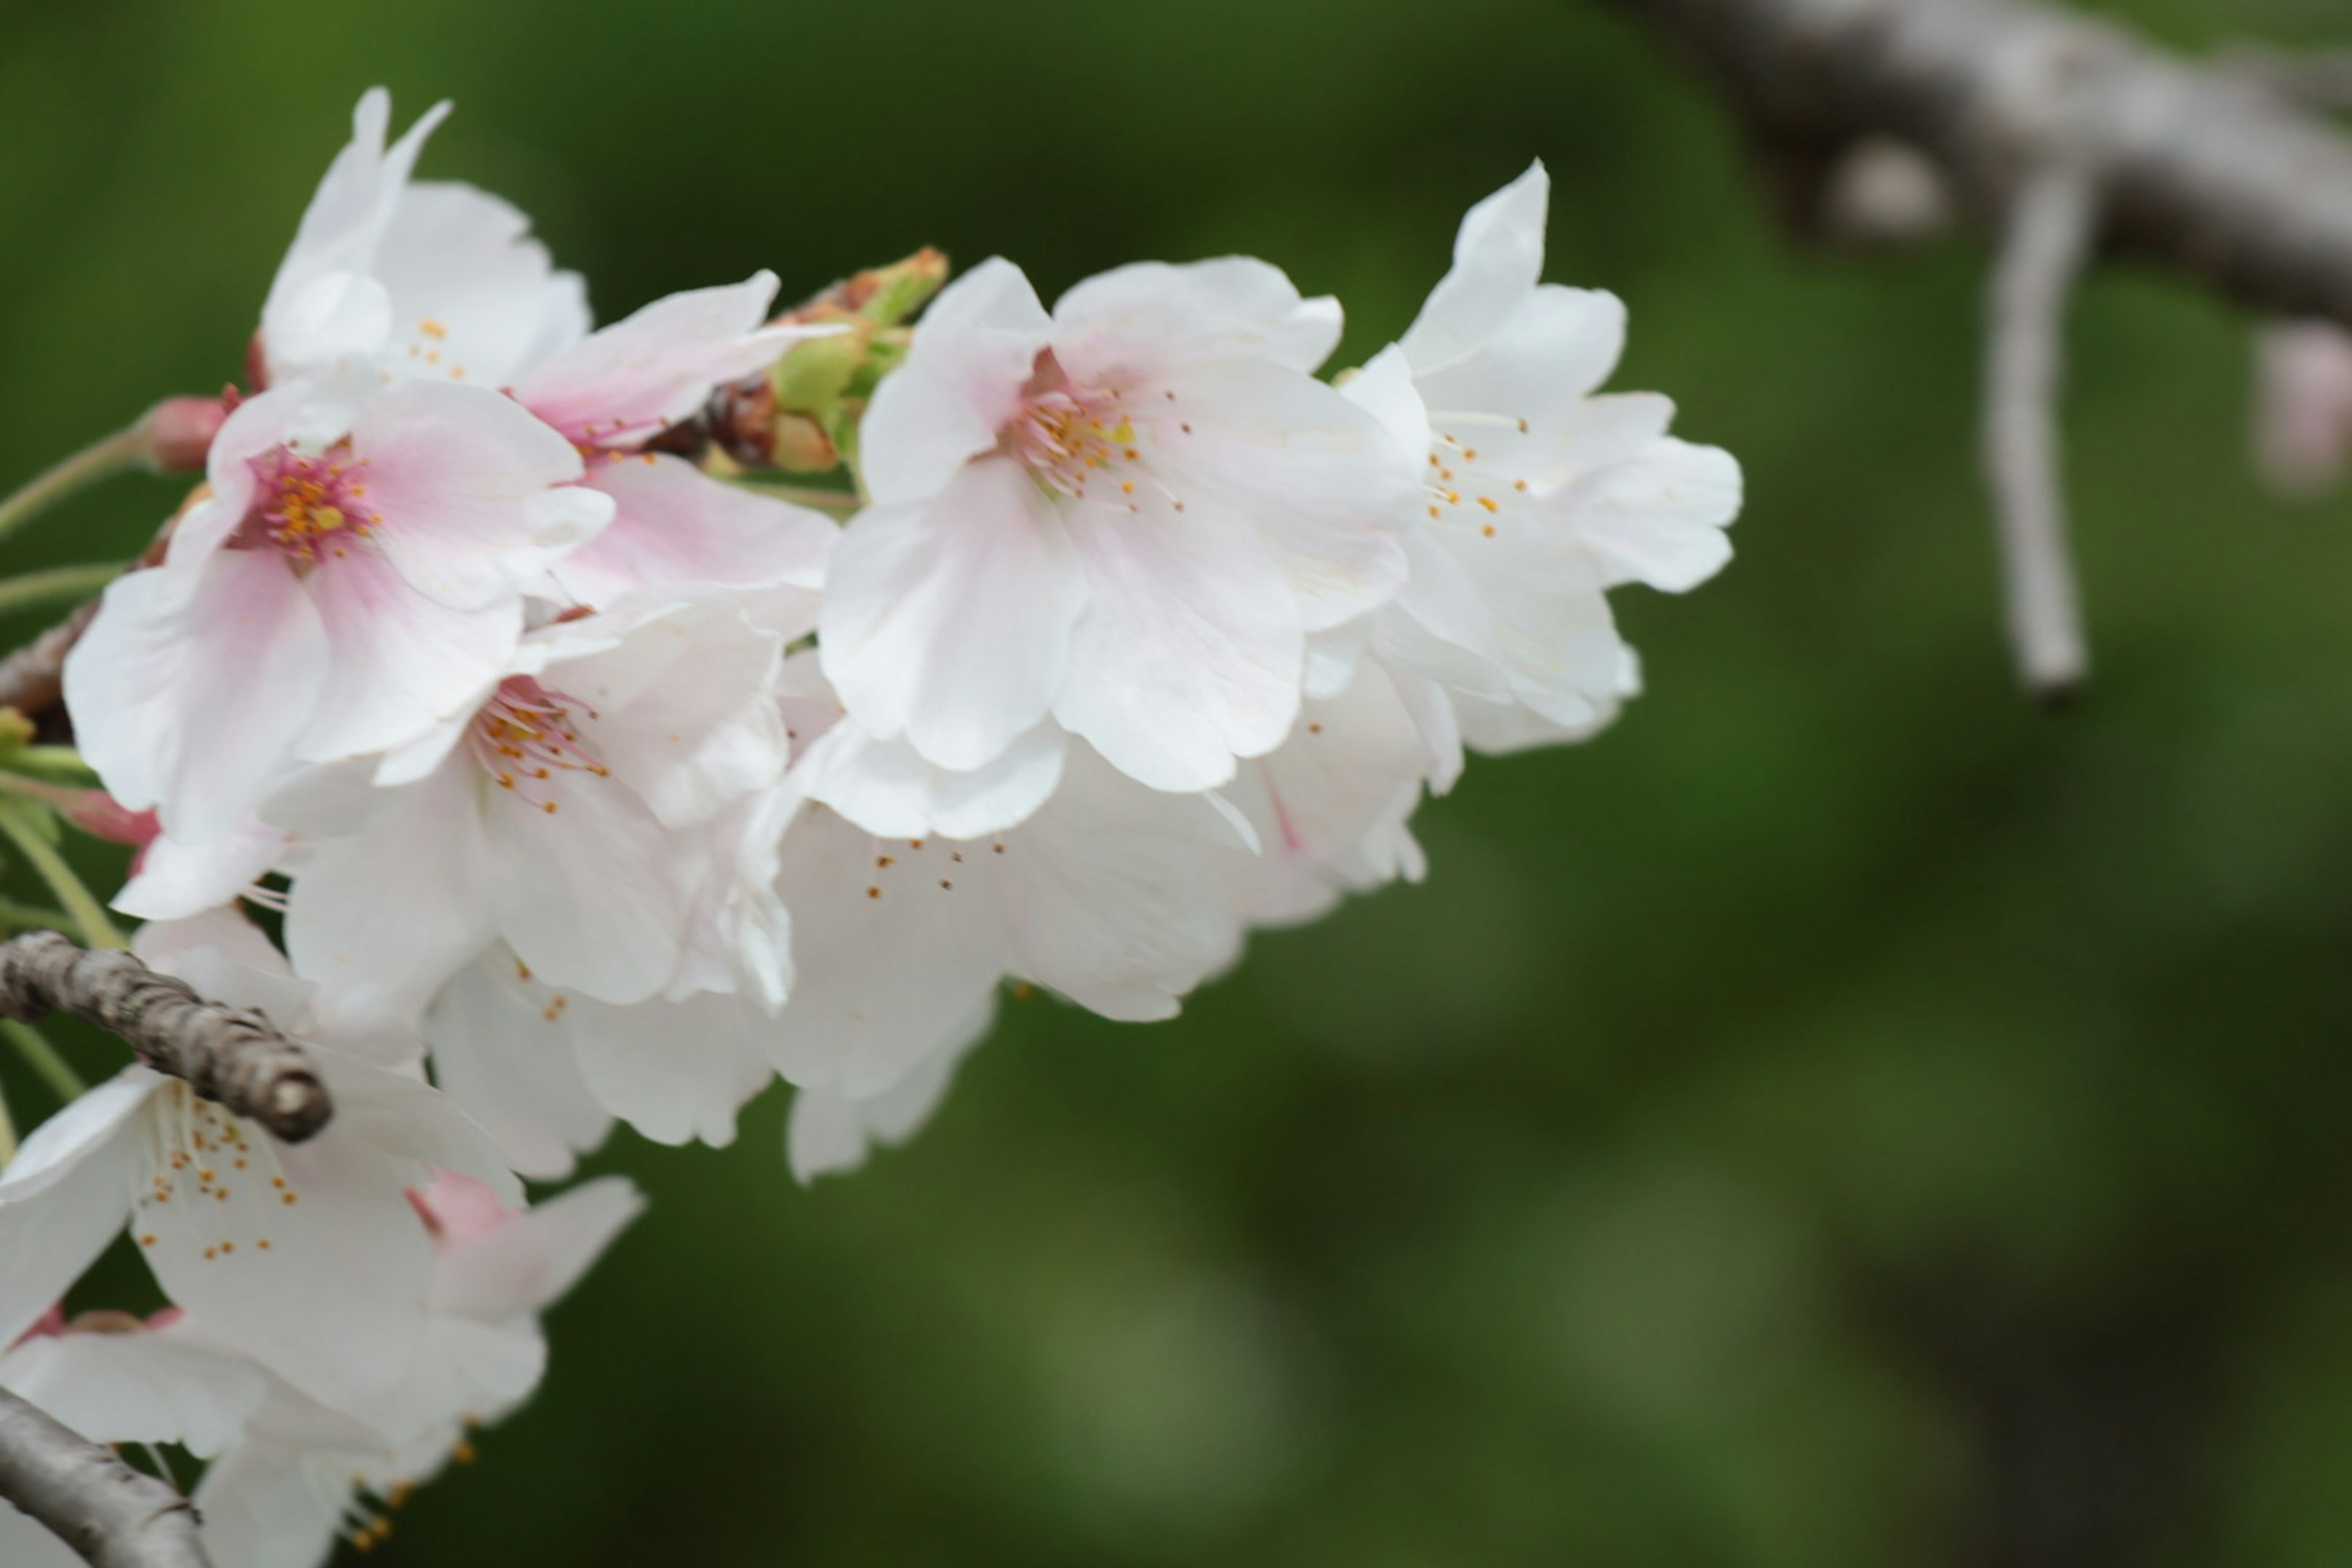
1343;162;1740;748
0;913;517;1414
258;89;587;391
281;592;791;1034
64;377;612;845
514;273;842;608
820;254;1420;816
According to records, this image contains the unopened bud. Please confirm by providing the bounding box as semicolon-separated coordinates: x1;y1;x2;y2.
779;247;949;331
141;396;230;473
65;791;159;848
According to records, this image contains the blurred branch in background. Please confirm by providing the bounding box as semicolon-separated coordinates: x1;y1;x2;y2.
1604;0;2352;702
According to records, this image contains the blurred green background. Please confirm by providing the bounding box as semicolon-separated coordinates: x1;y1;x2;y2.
6;0;2352;1562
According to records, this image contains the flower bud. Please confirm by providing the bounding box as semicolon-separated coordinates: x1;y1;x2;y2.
140;395;231;473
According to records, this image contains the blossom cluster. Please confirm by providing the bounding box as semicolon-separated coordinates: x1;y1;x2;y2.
0;88;1738;1564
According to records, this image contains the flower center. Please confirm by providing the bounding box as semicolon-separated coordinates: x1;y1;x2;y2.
1006;352;1162;505
134;1082;300;1259
242;443;379;563
1419;417;1534;538
467;676;609;815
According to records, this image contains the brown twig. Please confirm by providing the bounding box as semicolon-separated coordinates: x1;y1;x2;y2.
0;1385;209;1567
0;932;330;1143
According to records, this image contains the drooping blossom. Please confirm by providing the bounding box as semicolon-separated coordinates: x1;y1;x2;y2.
64;375;612;844
820;254;1421;820
0;913;518;1412
1341;161;1741;750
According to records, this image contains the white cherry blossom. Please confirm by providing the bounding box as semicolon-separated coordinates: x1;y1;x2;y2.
0;914;518;1413
64;375;612;845
282;590;791;1033
184;1172;641;1568
821;254;1420;813
259;88;587;391
1344;162;1741;745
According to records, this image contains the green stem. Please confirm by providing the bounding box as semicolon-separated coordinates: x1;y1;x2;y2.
0;803;125;949
0;896;75;932
2;1019;86;1102
0;562;127;619
0;1072;15;1166
0;423;148;548
4;747;97;783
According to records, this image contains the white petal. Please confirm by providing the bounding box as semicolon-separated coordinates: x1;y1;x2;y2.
548;595;788;829
511;273;801;446
372;179;589;387
193;1434;350;1568
821;458;1086;772
350;379;608;609
64;551;330;844
423;954;614;1181
1570;436;1743;592
858;257;1051;507
1412;282;1627;432
565;991;774;1149
1399;161;1550;375
0;1329;265;1460
767;807;1011;1097
1052;490;1301;792
262;91;450;382
291;545;518;764
786;997;993;1182
285;762;496;1033
114;818;295;922
311;1052;522;1207
1052;257;1343;377
430;1175;643;1321
797;717;1068;840
998;746;1254;1020
549;456;836;606
1145;355;1415;632
0;1076;149;1346
144;1107;435;1411
483;770;687;1004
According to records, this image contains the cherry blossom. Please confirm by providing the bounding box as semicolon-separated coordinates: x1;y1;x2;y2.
0;913;516;1412
258;89;586;391
1343;161;1741;747
821;254;1420;815
63;375;612;845
282;590;792;1033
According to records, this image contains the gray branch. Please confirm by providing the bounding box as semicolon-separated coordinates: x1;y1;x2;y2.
1605;0;2352;328
1985;163;2095;703
0;1386;209;1568
0;932;331;1144
1605;0;2352;700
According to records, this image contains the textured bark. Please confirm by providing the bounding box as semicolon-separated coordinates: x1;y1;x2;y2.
1606;0;2352;330
0;932;330;1143
0;600;100;724
0;1387;209;1568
